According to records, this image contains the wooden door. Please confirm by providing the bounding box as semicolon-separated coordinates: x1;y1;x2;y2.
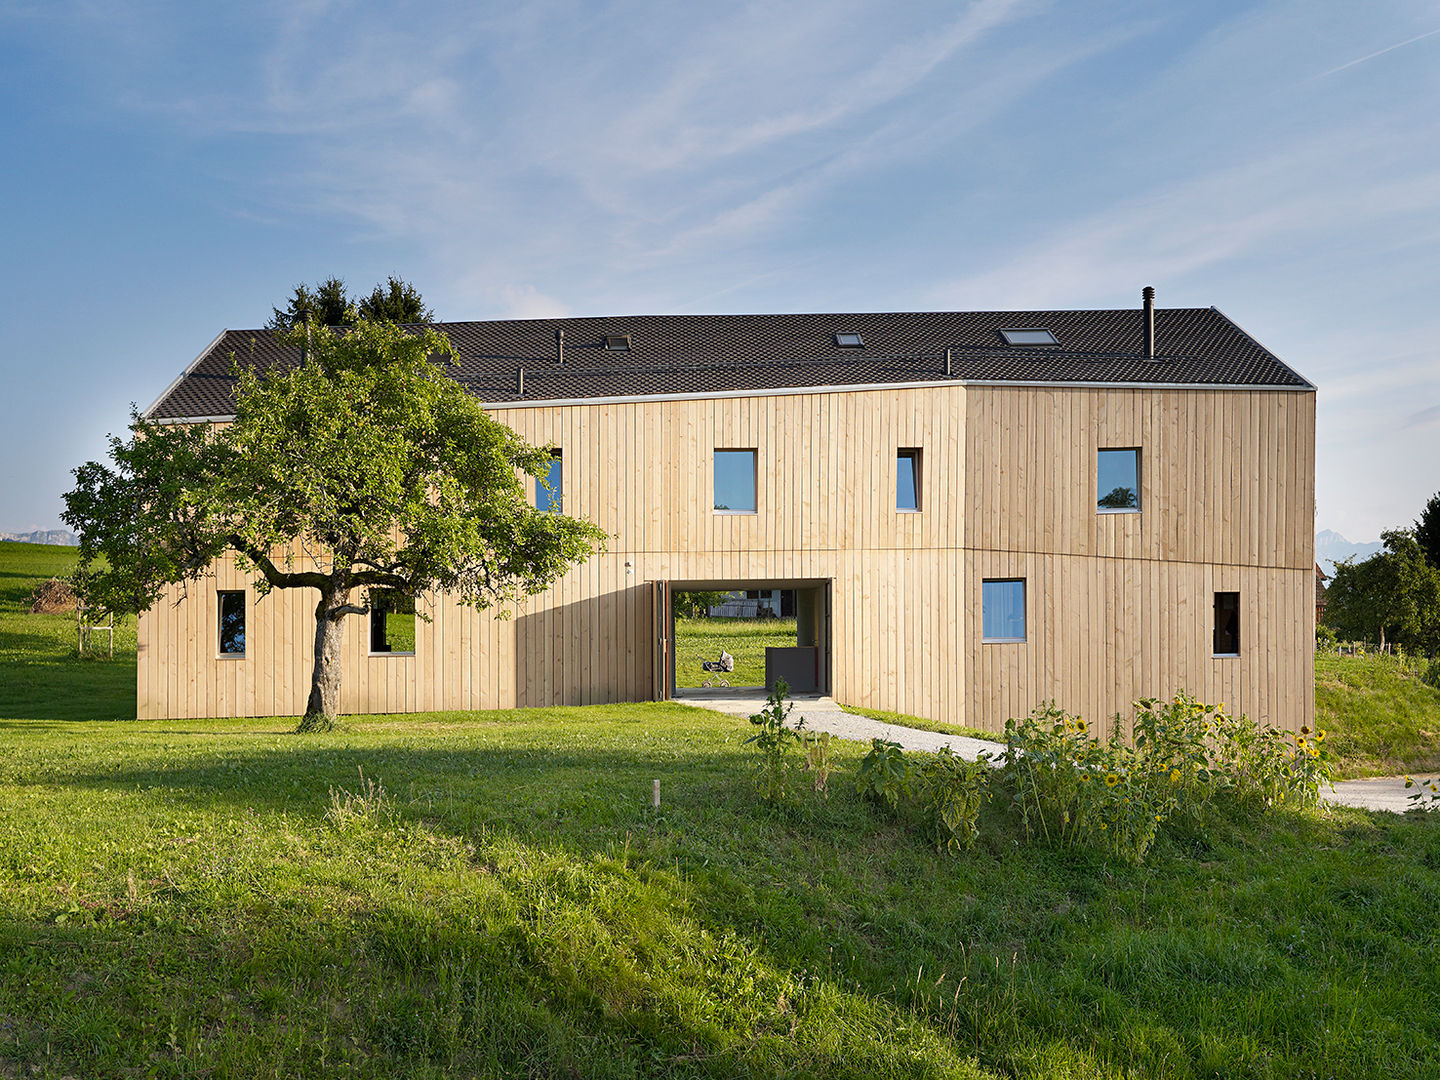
651;580;672;700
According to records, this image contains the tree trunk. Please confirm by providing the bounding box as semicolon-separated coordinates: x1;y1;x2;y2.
299;580;350;732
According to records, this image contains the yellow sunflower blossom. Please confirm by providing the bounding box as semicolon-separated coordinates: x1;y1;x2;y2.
1105;774;1119;787
1169;768;1182;784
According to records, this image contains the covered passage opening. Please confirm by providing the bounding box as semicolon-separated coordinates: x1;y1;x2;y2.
651;578;832;701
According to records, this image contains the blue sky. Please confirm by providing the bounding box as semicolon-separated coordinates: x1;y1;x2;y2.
2;0;1437;541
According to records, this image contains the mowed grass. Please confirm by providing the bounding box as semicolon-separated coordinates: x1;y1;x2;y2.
2;708;1440;1078
1317;651;1440;778
674;615;796;688
0;542;137;723
0;545;1438;1076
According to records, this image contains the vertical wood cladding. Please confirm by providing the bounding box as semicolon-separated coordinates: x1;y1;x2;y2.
137;383;1315;731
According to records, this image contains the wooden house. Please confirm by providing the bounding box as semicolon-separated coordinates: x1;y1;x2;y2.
138;290;1316;733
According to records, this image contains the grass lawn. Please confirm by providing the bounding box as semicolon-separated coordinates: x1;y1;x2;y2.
674;615;796;688
1;546;1439;1076
1317;650;1440;778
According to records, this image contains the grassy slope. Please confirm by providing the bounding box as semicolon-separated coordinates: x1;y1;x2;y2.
0;543;137;723
1;709;1438;1079
1317;651;1440;778
674;616;796;688
0;548;1438;1076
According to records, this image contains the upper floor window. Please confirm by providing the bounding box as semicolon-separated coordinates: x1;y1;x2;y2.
217;591;246;656
1097;448;1140;512
1213;592;1240;656
982;579;1026;642
714;449;757;513
897;448;921;512
370;590;416;655
537;450;562;512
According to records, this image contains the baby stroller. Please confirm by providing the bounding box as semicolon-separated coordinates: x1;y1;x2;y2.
700;649;735;688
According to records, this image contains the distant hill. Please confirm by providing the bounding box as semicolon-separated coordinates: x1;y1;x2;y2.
0;529;77;546
1316;529;1383;576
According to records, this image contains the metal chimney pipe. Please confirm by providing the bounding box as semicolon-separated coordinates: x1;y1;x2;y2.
555;328;564;365
1142;286;1156;359
945;347;952;377
517;368;525;396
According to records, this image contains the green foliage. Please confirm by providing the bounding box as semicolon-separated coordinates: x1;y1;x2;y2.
1;599;1439;1079
744;679;805;801
802;730;836;796
1416;490;1440;569
1325;529;1440;657
1405;774;1440;808
1098;484;1137;509
672;590;728;618
912;748;991;851
1316;622;1338;651
1317;650;1440;777
267;276;433;330
267;275;356;330
856;738;912;809
356;275;434;324
62;317;606;725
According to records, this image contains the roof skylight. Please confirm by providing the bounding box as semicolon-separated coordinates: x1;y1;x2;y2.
999;328;1059;346
834;332;864;347
603;334;631;351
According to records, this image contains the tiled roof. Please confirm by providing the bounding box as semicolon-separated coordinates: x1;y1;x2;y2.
145;307;1312;420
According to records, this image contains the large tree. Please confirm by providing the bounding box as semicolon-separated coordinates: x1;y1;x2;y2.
266;276;355;330
64;317;606;730
1415;491;1440;570
1324;528;1440;656
357;275;434;323
267;275;434;330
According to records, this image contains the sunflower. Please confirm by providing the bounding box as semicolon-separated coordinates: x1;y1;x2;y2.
1105;773;1119;787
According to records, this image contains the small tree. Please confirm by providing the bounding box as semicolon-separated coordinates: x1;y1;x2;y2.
64;317;607;730
1325;529;1440;656
673;590;727;618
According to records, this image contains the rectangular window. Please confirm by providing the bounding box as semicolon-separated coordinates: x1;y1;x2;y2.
1097;448;1141;512
1213;592;1240;656
714;449;757;513
218;591;246;656
897;448;921;512
537;450;562;511
370;590;417;655
982;579;1026;642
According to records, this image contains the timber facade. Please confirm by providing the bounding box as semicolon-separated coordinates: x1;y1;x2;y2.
138;302;1316;733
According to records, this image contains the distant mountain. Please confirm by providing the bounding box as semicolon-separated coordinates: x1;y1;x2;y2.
1316;530;1383;576
0;529;77;546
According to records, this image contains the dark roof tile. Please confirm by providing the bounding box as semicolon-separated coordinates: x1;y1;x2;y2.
145;307;1311;419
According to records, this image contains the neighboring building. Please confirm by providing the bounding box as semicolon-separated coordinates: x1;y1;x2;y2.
1315;563;1329;624
138;292;1317;734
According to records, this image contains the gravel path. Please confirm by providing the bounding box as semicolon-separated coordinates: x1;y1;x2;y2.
676;689;1004;761
1323;776;1438;813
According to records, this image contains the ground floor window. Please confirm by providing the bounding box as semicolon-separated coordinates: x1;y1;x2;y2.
217;591;245;656
370;591;417;655
982;579;1026;642
1213;591;1240;656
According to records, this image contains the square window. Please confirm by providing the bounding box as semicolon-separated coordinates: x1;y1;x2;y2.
897;448;921;511
982;579;1026;642
537;450;562;511
834;332;864;347
714;449;757;513
218;591;245;656
1214;592;1240;656
370;590;416;655
1098;448;1140;512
